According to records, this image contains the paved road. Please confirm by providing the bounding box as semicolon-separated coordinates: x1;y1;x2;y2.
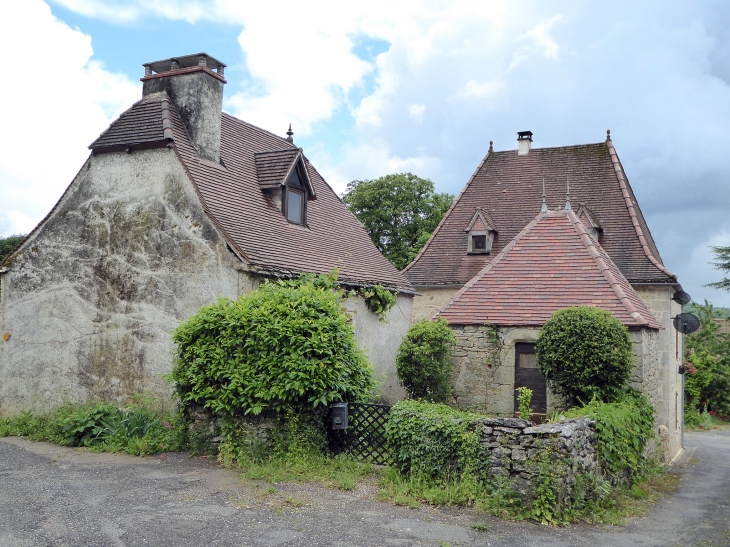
0;430;728;547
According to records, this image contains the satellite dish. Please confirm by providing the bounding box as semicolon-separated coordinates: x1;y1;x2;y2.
672;291;692;306
673;313;700;334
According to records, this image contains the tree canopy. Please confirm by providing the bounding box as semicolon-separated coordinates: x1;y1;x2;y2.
342;173;454;270
0;234;25;262
685;301;730;418
706;245;730;291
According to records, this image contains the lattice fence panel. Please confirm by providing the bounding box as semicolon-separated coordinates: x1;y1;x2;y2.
327;403;392;465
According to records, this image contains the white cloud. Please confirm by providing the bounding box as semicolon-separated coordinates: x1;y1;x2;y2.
309;139;441;195
408;104;425;123
459;79;505;99
0;1;138;234
1;211;45;237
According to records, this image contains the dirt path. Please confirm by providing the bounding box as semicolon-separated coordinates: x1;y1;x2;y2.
0;430;728;547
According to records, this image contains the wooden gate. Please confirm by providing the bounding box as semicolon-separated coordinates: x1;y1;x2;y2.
514;342;547;416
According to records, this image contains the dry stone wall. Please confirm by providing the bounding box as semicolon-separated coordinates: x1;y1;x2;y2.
473;416;597;497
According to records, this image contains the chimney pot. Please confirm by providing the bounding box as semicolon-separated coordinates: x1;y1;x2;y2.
517;131;533;156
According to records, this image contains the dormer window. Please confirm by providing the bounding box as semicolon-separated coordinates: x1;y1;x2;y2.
286;188;304;223
472;234;487;251
254;148;316;227
465;209;497;254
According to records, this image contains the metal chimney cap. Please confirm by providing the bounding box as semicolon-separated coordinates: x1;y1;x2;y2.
517;131;533;141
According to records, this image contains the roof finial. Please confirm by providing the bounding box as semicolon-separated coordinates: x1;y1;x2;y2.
489;140;493;152
564;177;572;211
606;129;611;141
541;178;548;213
286;123;294;143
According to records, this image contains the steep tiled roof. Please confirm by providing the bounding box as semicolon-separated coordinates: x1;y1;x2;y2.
85;92;413;293
89;95;173;152
438;209;663;329
405;139;675;286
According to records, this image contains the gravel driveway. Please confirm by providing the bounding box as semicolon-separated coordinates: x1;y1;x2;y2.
0;429;728;547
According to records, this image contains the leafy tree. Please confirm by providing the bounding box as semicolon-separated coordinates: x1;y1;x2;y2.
342;173;454;270
395;318;456;403
535;306;633;407
685;301;730;417
169;274;375;416
0;234;25;262
706;246;730;291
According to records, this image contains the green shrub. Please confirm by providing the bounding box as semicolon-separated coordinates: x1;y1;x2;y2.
562;390;656;481
385;400;485;479
516;387;533;421
395;318;456;403
0;399;187;456
535;306;633;406
169;275;375;417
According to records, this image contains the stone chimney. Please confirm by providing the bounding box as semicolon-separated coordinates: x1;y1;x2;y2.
517;131;533;156
142;53;226;163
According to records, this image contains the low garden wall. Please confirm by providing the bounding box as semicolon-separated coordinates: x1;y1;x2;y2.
475;416;597;496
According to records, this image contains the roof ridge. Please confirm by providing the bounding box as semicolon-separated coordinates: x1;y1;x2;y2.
403;147;492;273
490;141;606;154
606;137;676;281
567;210;658;328
439;211;545;317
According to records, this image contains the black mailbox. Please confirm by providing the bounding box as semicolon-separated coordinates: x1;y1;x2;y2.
331;403;349;430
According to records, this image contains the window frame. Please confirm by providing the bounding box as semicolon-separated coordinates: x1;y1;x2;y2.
467;230;493;254
283;163;308;226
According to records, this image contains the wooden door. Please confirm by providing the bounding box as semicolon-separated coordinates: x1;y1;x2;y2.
514;343;547;415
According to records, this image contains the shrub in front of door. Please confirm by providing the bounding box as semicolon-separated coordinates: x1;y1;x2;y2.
396;318;457;403
535;306;633;407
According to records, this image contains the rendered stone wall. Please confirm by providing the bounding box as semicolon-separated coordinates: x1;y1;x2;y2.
0;148;247;414
633;285;684;460
410;286;460;322
344;294;413;404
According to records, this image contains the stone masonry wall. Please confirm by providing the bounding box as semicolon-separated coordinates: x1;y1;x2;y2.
450;325;551;414
474;416;597;497
634;285;683;461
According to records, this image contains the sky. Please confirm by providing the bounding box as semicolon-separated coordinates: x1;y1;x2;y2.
1;0;729;307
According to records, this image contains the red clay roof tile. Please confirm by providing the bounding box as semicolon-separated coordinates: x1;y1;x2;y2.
437;209;663;329
405;140;675;286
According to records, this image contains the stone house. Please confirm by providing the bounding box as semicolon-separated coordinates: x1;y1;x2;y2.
405;132;684;459
0;53;414;413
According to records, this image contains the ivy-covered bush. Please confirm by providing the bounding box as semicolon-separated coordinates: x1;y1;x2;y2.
396;318;456;402
562;390;655;481
169;276;375;416
385;400;485;479
535;306;633;406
